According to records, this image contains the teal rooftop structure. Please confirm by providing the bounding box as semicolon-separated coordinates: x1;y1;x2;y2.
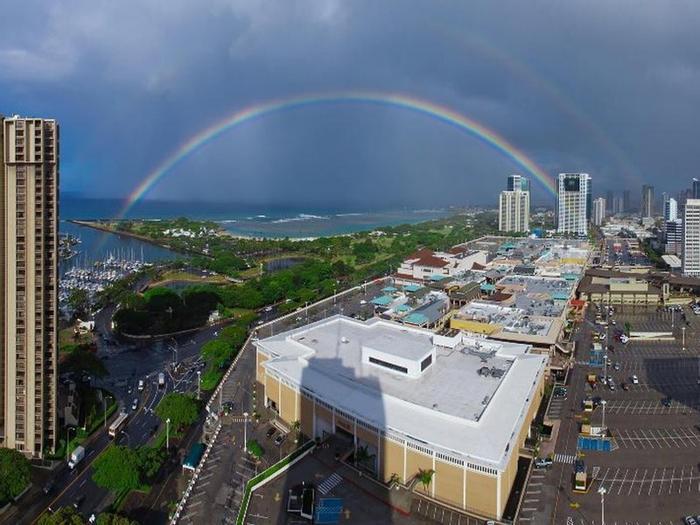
183;443;205;472
370;295;393;306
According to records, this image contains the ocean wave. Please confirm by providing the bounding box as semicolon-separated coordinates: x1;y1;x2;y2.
219;219;238;224
271;213;330;224
245;215;268;220
335;212;364;217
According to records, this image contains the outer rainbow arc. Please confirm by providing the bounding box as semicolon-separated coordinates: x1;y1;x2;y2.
120;92;554;218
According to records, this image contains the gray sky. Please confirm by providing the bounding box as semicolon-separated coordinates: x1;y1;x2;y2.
2;0;699;207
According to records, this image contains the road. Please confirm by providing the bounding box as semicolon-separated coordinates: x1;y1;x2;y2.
18;277;387;524
17;317;218;524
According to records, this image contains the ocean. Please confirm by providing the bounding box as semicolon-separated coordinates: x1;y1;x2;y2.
61;197;455;240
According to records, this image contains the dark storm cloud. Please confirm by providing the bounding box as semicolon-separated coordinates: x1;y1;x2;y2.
1;0;699;207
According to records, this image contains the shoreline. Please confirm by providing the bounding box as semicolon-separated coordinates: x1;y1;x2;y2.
67;219;202;257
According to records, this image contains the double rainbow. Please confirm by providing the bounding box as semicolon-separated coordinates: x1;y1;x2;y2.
119;91;554;217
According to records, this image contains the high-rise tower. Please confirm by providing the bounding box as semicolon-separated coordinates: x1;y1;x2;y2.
0;115;58;457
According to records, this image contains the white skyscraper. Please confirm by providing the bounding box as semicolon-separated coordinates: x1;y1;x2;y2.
663;197;678;222
556;173;592;236
592;197;606;226
499;190;530;233
682;199;700;276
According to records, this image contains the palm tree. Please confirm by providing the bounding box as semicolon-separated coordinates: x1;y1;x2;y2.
417;468;435;492
291;420;301;443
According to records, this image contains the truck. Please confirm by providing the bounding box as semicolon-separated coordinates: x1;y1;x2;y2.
68;445;85;469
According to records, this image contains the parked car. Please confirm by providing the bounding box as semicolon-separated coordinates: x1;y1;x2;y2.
684;517;698;525
631;375;639;384
534;457;553;469
661;398;672;407
73;495;86;510
274;433;287;447
613;362;621;371
132;398;139;411
621;382;629;391
266;427;276;439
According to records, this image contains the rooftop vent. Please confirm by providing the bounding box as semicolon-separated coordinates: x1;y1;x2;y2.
340;336;350;344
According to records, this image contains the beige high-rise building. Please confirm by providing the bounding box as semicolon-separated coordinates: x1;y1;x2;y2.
498;190;530;233
0;115;58;457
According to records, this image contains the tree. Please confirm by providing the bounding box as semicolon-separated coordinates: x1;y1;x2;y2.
136;445;168;481
246;439;264;459
96;514;138;525
201;339;234;369
92;445;141;493
38;506;85;525
0;448;30;504
417;468;435;491
62;347;108;379
67;288;90;319
155;392;199;430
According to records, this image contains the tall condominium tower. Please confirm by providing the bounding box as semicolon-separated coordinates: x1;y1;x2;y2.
683;199;700;276
506;174;530;192
663;196;678;222
556;173;591;236
592;197;606;226
0;116;58;457
641;184;654;218
693;178;700;200
605;190;613;213
499;175;530;232
622;190;631;213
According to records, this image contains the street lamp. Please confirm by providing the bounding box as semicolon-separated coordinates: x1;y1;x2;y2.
600;399;607;433
171;346;178;367
197;371;202;400
682;326;686;351
166;418;171;450
598;486;606;525
243;412;249;451
103;397;107;428
66;427;75;462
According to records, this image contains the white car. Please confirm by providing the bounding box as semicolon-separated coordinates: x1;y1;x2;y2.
631;375;639;384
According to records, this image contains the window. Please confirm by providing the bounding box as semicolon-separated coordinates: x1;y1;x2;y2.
368;356;408;374
421;354;433;371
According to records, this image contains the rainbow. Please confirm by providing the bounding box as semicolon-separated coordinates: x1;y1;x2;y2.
119;91;555;217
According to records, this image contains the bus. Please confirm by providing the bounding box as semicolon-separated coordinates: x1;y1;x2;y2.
108;412;129;438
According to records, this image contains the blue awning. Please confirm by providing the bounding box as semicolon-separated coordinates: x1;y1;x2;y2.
404;313;429;325
370;295;393;306
403;284;422;293
183;443;205;470
382;286;398;292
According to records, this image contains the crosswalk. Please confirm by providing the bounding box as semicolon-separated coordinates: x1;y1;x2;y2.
554;453;577;464
318;472;343;495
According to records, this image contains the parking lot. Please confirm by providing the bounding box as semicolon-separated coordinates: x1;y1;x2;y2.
612;426;700;449
541;305;700;524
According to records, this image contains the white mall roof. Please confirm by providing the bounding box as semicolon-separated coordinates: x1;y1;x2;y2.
255;316;546;471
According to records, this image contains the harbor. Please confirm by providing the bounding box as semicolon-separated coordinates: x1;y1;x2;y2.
58;220;180;317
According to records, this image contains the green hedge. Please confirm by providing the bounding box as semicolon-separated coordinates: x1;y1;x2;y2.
236;440;315;525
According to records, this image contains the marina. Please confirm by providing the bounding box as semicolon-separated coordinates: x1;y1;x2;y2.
58;221;180;317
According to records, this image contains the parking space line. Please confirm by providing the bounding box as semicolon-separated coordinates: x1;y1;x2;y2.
648;468;657;496
637;469;647;496
668;467;675;495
